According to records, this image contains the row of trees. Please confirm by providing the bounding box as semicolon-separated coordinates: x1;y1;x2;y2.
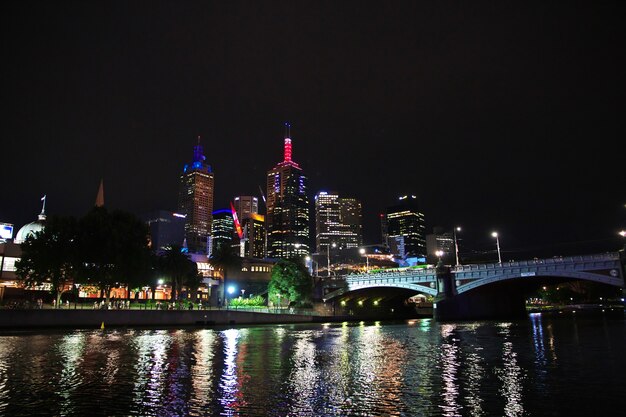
16;207;199;306
16;206;316;308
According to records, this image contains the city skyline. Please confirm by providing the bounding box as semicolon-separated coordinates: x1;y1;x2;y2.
3;1;624;259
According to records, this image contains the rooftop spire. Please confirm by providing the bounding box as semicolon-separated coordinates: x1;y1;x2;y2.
39;195;47;221
283;122;292;163
193;136;205;164
95;179;104;207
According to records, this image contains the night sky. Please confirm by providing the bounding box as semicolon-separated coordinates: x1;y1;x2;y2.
3;1;625;259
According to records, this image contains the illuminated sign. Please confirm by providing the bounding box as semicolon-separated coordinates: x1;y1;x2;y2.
230;202;244;239
0;223;13;240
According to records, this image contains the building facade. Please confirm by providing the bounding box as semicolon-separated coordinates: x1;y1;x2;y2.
426;227;456;265
210;209;235;255
242;214;266;259
315;192;362;252
178;138;214;254
233;196;258;220
385;195;426;259
141;210;186;253
266;125;310;259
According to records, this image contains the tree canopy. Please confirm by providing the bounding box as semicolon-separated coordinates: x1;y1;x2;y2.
15;215;79;307
209;244;242;304
76;207;152;302
157;245;199;301
267;259;313;307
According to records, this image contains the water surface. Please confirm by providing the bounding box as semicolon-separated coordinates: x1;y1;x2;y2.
0;314;624;416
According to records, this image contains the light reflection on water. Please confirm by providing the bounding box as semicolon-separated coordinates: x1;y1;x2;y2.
0;316;624;416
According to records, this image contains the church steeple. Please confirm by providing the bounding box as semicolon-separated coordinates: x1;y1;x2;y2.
95;179;104;207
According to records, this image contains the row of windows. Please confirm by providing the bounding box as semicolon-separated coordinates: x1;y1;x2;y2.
241;266;272;272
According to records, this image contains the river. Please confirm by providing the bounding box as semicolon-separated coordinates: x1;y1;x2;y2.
0;313;624;416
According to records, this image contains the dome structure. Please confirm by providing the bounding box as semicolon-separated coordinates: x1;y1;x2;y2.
14;196;47;244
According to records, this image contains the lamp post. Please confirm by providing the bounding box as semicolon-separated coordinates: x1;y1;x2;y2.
359;248;369;272
327;242;336;277
492;232;502;264
227;285;235;308
453;226;461;266
435;250;444;266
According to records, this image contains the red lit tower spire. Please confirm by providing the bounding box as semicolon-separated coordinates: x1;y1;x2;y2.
283;122;292;163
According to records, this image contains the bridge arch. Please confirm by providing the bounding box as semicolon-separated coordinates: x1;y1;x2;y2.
456;267;624;295
323;282;437;301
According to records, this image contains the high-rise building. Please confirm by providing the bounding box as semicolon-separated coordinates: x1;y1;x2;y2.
178;138;214;254
340;197;362;247
242;214;266;258
233;196;258;220
426;226;455;264
210;209;234;254
386;195;426;259
315;192;362;252
266;124;310;259
141;210;186;253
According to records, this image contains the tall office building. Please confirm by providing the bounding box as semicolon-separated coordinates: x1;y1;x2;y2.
315;192;362;252
178;138;214;254
233;196;258;220
242;214;266;258
266;124;310;259
340;197;362;247
426;226;455;264
386;195;426;259
210;209;234;254
141;210;186;253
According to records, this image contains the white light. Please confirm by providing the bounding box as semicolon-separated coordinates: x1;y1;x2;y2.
492;232;498;238
228;286;236;294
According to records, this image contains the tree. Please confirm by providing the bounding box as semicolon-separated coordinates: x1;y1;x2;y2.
15;215;78;307
76;207;151;305
268;259;313;307
209;244;242;306
158;245;198;301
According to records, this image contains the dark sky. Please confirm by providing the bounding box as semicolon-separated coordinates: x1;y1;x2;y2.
3;1;625;259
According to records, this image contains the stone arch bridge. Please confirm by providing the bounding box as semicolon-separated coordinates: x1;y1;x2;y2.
322;251;625;321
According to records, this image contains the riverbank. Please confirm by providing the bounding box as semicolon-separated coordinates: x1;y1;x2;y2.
0;306;437;330
0;308;339;330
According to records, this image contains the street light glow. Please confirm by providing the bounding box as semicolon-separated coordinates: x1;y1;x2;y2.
492;231;502;263
227;286;236;295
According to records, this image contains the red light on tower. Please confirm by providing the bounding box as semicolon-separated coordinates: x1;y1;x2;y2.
284;138;292;162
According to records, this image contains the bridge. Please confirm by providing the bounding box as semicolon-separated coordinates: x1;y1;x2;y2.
322;251;625;321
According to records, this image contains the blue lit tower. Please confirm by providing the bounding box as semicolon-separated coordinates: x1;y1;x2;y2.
178;137;215;254
266;124;310;259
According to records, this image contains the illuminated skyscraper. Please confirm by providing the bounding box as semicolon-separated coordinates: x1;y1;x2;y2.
233;196;258;220
242;214;266;258
386;195;426;259
315;192;362;252
178;137;214;254
210;209;234;253
266;124;310;259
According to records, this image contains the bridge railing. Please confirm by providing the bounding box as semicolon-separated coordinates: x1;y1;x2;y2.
451;252;620;273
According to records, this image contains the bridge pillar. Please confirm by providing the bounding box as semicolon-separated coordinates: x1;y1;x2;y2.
435;262;456;299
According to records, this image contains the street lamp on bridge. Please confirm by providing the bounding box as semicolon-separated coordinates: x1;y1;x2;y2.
453;226;461;266
327;242;336;277
492;232;502;264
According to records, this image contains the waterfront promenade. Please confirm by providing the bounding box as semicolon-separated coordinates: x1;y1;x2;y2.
0;302;334;329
